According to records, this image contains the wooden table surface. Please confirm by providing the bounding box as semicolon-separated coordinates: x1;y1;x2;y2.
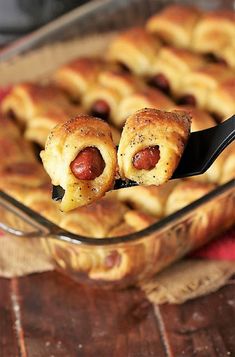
0;271;235;357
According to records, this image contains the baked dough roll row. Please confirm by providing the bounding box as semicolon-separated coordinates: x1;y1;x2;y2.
116;88;174;128
178;63;235;111
24;104;83;147
150;46;206;96
107;28;207;97
1;82;84;147
0;115;49;189
107;27;161;77
146;5;235;67
1;83;70;123
41;115;117;212
147;5;201;49
118;108;191;185
54;57;106;101
83;69;143;125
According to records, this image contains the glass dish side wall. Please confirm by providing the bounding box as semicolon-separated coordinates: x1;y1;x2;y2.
41;184;234;287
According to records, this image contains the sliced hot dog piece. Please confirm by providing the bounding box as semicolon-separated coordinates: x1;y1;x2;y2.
70;147;105;180
177;94;197;106
91;100;110;120
148;74;170;95
133;146;160;170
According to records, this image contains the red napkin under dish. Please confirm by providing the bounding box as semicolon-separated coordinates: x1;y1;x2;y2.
0;86;12;102
191;227;235;261
0;86;234;261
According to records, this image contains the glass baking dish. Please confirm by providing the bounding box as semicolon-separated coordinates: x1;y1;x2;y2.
0;0;234;288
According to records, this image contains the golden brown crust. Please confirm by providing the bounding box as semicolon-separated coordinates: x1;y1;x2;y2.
172;105;216;131
192;10;235;53
108;223;134;237
208;78;235;120
147;5;201;48
40;114;117;211
152;46;206;94
223;43;235;69
165;180;215;216
117;181;178;217
118;108;191;185
98;69;142;96
107;27;161;76
60;197;128;237
0;115;49;189
54;57;106;99
124;210;158;231
24;105;83;147
1;83;70;122
115;88;173;127
178;64;234;109
84;70;143;123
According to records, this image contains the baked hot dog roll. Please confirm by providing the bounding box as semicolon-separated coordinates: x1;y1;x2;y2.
1;83;69;123
146;5;201;48
60;196;128;237
165;180;215;216
40;115;117;212
116;88;173;128
107;27;161;76
83;69;142;123
83;84;121;122
117;181;177;217
207;78;235;121
192;11;235;55
25;105;83;147
54;57;106;101
150;47;205;95
172;106;216;132
118;108;191;185
177;64;233;109
224;44;235;69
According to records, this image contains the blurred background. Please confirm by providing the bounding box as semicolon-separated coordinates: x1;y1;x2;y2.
0;0;90;46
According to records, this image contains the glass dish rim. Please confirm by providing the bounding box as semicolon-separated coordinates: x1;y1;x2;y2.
0;179;233;246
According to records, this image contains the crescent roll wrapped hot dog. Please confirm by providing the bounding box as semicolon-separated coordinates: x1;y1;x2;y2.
40;114;117;212
25;105;83;147
192;11;235;55
177;63;233;109
83;69;142;123
146;5;201;48
107;27;161;76
207;78;235;121
54;57;106;101
150;47;206;95
118;108;191;186
116;87;174;128
1;83;70;123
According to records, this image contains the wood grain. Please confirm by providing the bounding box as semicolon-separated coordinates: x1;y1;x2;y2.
15;271;166;357
0;279;19;356
0;272;235;357
155;281;235;357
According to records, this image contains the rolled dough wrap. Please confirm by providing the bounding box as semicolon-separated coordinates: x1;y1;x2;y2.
118;108;191;185
40;114;117;212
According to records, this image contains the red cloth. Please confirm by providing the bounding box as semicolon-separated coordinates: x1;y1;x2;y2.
191;227;235;261
0;86;234;261
0;86;12;102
